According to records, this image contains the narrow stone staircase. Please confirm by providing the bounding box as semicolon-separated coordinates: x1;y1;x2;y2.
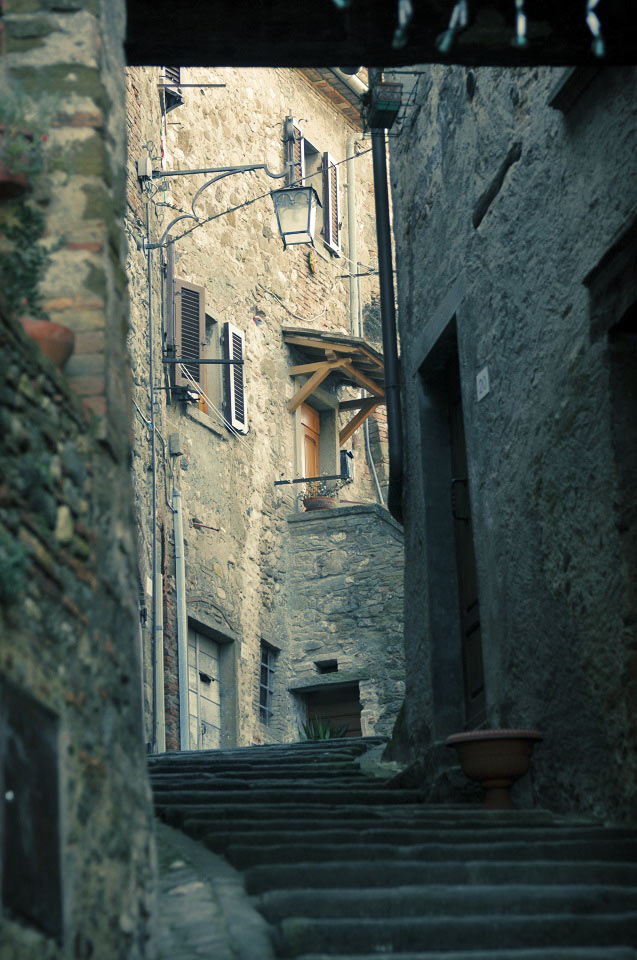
149;737;637;959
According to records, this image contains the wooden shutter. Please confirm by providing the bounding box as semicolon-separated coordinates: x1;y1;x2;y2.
174;279;205;391
322;152;340;253
285;118;305;186
162;67;183;112
165;242;176;351
164;66;181;85
223;321;248;433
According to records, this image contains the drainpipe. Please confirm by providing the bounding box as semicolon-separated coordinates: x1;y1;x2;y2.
346;136;360;337
332;68;368;98
172;483;189;751
147;200;166;753
368;67;403;524
347;135;384;507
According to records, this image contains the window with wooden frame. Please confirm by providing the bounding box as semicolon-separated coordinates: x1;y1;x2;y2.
222;321;248;434
285;118;305;186
259;641;277;724
283;120;341;255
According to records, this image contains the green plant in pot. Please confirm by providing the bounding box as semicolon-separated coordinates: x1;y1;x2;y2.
302;477;346;511
0;86;74;370
0;87;56;199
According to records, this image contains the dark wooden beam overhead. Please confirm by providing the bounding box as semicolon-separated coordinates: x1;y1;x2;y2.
126;0;636;67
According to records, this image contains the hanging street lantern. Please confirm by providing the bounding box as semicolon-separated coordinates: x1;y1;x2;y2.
270;185;321;249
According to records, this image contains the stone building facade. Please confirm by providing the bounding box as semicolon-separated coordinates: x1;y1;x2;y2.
125;66;404;752
389;65;637;822
1;1;155;957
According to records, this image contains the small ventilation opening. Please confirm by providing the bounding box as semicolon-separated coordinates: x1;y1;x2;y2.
315;659;338;674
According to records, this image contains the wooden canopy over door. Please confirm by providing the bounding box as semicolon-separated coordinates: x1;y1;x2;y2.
283;326;386;448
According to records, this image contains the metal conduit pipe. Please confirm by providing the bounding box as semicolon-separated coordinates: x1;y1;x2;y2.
331;67;368;97
146;200;166;753
368;68;403;524
347;135;384;506
172;485;189;751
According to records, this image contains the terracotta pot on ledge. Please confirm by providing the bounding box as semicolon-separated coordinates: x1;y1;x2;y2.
303;496;339;511
446;728;543;809
20;316;75;370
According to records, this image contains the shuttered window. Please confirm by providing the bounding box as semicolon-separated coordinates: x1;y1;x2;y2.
174;279;205;391
162;67;184;112
322;152;340;254
164;66;180;85
223;321;248;434
285;118;305;186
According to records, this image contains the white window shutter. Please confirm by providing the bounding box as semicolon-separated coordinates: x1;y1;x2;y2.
175;279;205;391
322;152;340;254
223;322;248;434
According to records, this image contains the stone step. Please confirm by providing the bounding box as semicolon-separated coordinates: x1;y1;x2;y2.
274;913;637;957
180;818;609;841
149;763;369;779
295;950;637;960
244;860;637;894
156;802;587;826
148;737;385;763
224;838;637;869
199;825;633;853
152;787;426;806
256;884;637;922
150;776;384;792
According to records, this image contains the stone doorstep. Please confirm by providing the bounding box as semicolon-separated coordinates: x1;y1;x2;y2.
156;821;276;960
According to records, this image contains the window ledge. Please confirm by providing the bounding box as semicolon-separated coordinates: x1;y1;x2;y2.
183;406;228;439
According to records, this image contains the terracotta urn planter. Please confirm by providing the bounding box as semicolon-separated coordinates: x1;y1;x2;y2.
20;316;75;370
303;496;338;511
445;728;543;809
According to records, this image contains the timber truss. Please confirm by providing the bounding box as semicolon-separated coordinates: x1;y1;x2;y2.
282;326;386;447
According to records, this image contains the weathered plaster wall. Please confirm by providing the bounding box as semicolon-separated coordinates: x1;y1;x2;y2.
390;65;637;821
286;504;405;738
1;1;156;955
126;67;401;749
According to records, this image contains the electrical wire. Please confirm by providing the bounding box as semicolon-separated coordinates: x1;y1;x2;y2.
178;363;253;449
257;283;329;324
166;147;373;246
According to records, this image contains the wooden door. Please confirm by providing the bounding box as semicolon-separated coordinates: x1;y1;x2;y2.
447;359;486;725
301;403;320;478
187;628;221;749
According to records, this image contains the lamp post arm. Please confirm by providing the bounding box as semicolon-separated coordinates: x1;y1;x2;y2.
149;162;289;249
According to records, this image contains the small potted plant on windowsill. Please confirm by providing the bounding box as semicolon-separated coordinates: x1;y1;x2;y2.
302;477;345;511
0;84;73;369
0;87;54;200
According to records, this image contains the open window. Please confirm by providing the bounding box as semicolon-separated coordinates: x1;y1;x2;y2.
284;119;340;255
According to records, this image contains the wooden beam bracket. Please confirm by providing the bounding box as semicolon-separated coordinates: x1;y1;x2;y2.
339;398;380;446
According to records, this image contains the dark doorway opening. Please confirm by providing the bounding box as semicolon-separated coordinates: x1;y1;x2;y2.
418;317;486;734
303;683;362;738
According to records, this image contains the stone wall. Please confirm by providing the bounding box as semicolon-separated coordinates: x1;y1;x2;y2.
0;1;156;955
285;504;405;738
126;66;400;749
390;65;637;821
